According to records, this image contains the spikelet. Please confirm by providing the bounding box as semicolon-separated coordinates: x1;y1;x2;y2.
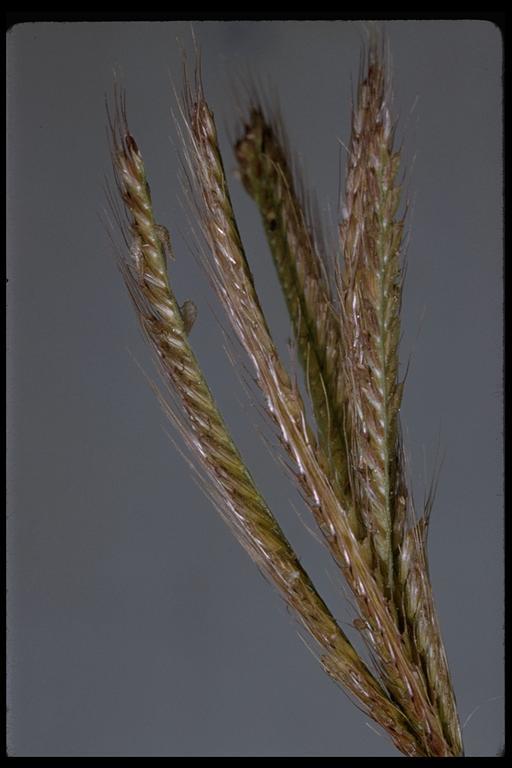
399;516;463;754
337;42;405;597
235;108;359;534
338;40;462;754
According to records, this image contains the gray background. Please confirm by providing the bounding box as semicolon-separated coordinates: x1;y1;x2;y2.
6;20;503;757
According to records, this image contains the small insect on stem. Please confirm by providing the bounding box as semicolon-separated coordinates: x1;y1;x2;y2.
180;299;198;335
156;224;174;263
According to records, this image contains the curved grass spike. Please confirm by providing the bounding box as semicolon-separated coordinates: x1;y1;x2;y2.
235;109;361;536
338;40;405;598
181;68;460;756
337;39;462;754
108;94;423;757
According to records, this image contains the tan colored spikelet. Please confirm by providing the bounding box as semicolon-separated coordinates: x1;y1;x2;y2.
338;44;405;596
234;108;358;532
399;516;463;754
338;41;462;754
108;95;424;756
181;75;459;757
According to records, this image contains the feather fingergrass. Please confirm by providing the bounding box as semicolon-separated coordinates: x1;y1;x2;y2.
181;73;453;756
109;35;463;757
108;93;422;756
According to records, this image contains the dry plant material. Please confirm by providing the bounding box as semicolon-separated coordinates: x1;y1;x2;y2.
336;49;461;755
235;110;354;521
108;97;419;757
109;39;463;757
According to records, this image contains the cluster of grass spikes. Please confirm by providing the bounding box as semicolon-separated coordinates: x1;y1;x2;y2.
108;37;463;757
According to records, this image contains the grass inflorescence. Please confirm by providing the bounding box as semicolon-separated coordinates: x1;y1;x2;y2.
108;37;463;758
